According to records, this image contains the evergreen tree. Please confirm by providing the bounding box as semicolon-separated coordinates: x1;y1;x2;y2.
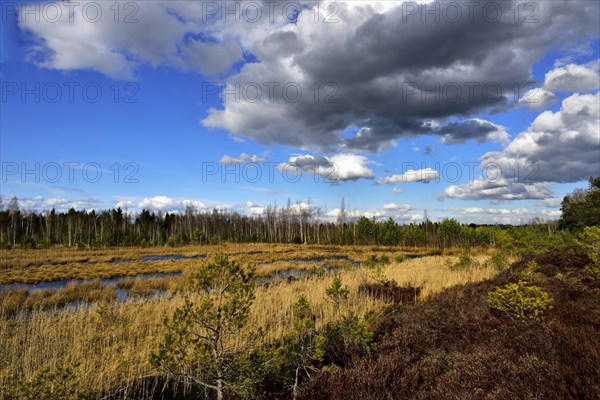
150;254;256;400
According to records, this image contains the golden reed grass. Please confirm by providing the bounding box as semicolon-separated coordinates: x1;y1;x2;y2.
0;252;498;397
0;281;118;317
0;243;470;284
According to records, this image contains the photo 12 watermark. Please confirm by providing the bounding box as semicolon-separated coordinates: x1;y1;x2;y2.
400;81;545;105
1;1;339;25
200;160;540;185
400;1;539;24
197;1;341;23
2;1;139;24
1;1;540;27
201;81;339;103
1;162;140;184
201;79;547;107
1;81;140;104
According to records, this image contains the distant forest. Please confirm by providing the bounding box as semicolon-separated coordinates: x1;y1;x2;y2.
1;177;598;249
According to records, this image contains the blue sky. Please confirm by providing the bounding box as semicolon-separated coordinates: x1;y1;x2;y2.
1;1;599;224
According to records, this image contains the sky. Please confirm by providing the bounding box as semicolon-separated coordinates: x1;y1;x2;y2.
1;0;599;224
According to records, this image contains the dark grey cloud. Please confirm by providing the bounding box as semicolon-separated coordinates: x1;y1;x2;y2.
342;119;434;152
20;0;599;161
261;31;306;59
204;0;599;152
287;154;332;169
438;119;508;145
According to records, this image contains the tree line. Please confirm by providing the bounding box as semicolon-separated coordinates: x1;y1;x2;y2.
0;195;565;250
559;176;600;231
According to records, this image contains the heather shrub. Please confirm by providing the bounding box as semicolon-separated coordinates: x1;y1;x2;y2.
519;260;540;280
586;262;600;279
358;281;421;304
487;281;553;323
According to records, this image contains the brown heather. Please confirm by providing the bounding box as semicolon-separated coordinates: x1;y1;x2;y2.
299;249;600;400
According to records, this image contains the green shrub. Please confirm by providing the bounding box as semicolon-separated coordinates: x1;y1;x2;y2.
451;252;475;270
368;265;389;285
315;313;374;366
2;363;93;400
264;294;318;399
340;260;354;271
292;294;313;323
309;266;326;278
394;254;405;263
489;252;509;272
363;254;391;268
320;364;341;374
363;255;378;268
150;254;256;400
192;229;205;244
291;235;303;244
325;274;350;316
487;281;553;323
576;226;600;278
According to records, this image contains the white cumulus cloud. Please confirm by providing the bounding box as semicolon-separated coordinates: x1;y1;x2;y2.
377;168;439;185
544;63;600;93
279;154;375;182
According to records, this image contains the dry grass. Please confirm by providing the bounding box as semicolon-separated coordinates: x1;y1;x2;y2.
0;297;175;396
249;254;497;342
0;260;191;285
116;275;184;297
0;243;474;284
0;281;118;317
254;258;354;277
0;253;499;397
